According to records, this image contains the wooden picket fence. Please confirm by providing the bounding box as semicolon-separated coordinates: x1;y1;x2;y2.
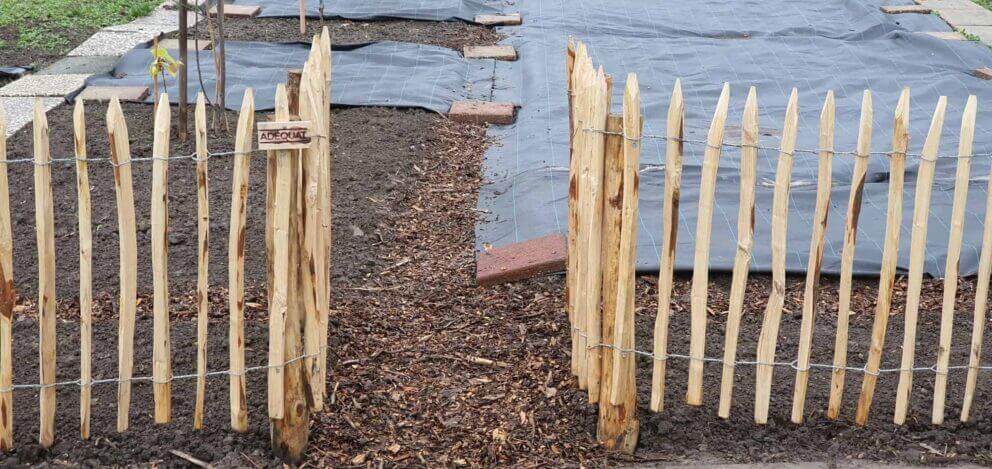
0;27;333;465
566;39;992;452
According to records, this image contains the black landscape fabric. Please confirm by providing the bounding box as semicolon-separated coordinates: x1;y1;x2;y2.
476;0;992;277
80;41;496;113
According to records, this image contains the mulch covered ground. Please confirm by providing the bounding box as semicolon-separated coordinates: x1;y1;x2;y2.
1;10;992;469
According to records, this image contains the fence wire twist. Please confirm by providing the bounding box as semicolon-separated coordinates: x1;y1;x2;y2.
573;327;991;377
0;345;329;393
577;125;980;162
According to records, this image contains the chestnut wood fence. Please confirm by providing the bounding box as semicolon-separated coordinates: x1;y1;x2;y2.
566;39;991;452
0;27;333;466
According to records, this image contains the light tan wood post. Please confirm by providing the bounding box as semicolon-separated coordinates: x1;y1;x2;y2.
893;96;947;425
791;91;836;423
856;88;910;426
194;93;210;430
754;88;799;424
34;99;56;448
269;84;292;419
933;96;976;425
568;43;589;379
74;100;93;439
229;88;255;432
0;103;13;451
826;90;873;420
651;79;684;413
717;86;758;418
107;98;138;433
687;83;731;406
151;94;172;424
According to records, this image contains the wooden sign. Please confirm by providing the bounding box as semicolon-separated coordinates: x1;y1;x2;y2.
258;121;313;150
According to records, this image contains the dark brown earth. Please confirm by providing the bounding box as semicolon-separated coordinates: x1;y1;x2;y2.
169;17;501;51
0;25;92;73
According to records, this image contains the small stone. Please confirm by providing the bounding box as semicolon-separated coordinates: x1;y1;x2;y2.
168;233;186;246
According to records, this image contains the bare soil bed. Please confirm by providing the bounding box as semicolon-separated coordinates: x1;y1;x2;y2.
169;17;501;51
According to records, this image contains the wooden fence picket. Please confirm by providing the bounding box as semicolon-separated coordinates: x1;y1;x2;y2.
151;94;172;424
0;103;11;451
826;90;873;420
269;84;292;419
894;96;947;425
194;93;209;430
578;66;609;403
301;44;324;410
651;79;683;413
34;99;57;448
73;100;93;439
791;91;835;423
610;74;641;407
687;83;731;406
754;88;799;424
597;113;627;448
933;96;977;425
318;28;333;409
717;87;758;418
107;97;138;433
856;88;910;426
963;109;992;423
568;43;590;381
229;88;255;432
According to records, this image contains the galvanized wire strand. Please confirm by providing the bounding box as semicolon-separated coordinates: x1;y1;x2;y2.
572;327;991;377
0;345;330;393
576;125;974;162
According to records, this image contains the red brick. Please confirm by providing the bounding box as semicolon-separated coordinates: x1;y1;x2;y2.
209;4;261;17
976;68;992;80
475;13;522;26
449;101;516;125
880;5;931;13
476;234;567;286
77;86;149;102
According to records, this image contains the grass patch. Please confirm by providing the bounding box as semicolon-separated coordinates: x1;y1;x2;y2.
974;0;992;11
0;0;162;51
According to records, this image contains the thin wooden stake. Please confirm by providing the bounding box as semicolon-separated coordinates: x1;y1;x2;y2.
299;0;306;34
826;90;873;420
856;91;910;425
74;100;93;439
610;74;641;407
651;79;684;413
577;66;609;402
894;96;947;425
194;93;209;430
686;83;731;406
791;91;834;424
108;98;138;433
269;84;292;419
318;26;332;412
568;43;589;379
229;88;255;432
33;99;56;448
717;86;758;418
963;113;992;424
932;96;976;425
151;93;172;424
0;103;12;451
754;88;800;425
299;50;324;409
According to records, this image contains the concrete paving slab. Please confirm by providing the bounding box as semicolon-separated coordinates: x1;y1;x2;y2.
68;31;153;57
915;0;976;8
105;7;198;34
157;38;212;51
475;13;522;26
77;86;149;102
209;5;261;17
464;45;518;60
936;5;992;26
1;97;63;137
37;56;119;76
921;30;968;40
880;5;931;13
959;24;992;43
0;74;89;97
